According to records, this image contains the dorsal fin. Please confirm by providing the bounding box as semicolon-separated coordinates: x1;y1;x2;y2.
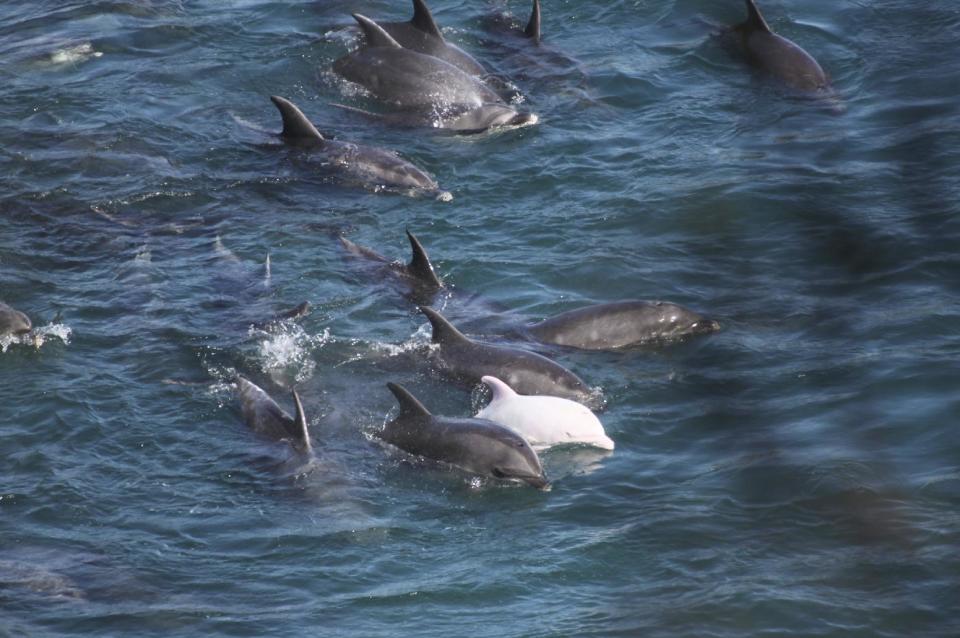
419;306;470;346
290;389;312;453
353;13;403;48
744;0;772;33
270;96;324;142
409;0;444;39
387;382;432;418
482;376;517;401
524;0;541;43
406;230;442;288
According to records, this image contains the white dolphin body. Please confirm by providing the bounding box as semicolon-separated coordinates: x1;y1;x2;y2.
475;376;614;450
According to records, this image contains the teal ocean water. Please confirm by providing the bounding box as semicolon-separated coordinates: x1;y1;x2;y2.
2;1;958;635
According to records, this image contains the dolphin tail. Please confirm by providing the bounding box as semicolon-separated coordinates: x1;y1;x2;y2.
410;0;444;39
419;306;470;346
524;0;541;43
405;230;442;288
387;382;432;418
353;13;403;48
743;0;771;33
270;96;325;143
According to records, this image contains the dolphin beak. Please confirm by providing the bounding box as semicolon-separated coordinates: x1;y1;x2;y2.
524;474;551;491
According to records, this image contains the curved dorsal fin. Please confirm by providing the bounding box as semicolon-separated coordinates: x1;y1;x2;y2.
525;0;541;43
406;230;442;288
290;389;313;453
410;0;443;39
481;376;517;401
744;0;772;33
419;306;470;346
353;13;403;48
270;96;324;142
387;382;432;418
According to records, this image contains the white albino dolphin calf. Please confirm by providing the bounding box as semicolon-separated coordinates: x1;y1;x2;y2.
475;376;614;451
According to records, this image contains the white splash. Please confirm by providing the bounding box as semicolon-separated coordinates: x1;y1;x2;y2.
47;43;102;66
253;324;330;384
0;323;72;353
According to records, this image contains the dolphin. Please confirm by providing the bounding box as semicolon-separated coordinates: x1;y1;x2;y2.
733;0;831;95
526;301;720;350
0;302;32;338
339;230;443;303
476;376;614;451
381;382;549;489
373;0;487;76
333;14;537;133
236;376;312;455
419;306;599;407
270;95;450;198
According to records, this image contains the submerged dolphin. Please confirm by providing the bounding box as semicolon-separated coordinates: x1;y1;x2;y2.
333;14;537;133
485;0;541;44
270;96;450;198
476;376;614;450
339;230;443;303
419;306;599;407
374;0;486;76
733;0;831;94
527;301;720;350
236;376;312;455
0;302;32;338
381;382;549;489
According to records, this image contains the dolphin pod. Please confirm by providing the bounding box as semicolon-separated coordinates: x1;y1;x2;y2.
381;382;549;489
333;13;538;133
270;96;450;198
476;376;614;451
374;0;487;76
418;305;600;408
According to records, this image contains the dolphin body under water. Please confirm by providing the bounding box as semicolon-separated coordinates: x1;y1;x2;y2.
526;301;720;350
418;306;599;408
373;0;486;76
0;302;32;338
733;0;832;95
236;376;312;455
484;0;541;44
380;382;549;489
476;376;614;451
339;230;443;304
270;96;450;198
333;14;537;133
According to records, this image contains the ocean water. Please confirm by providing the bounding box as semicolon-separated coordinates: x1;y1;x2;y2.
1;1;958;635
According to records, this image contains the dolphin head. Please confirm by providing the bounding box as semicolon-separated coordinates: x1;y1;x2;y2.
443;104;539;133
486;432;549;490
0;304;32;337
651;302;720;340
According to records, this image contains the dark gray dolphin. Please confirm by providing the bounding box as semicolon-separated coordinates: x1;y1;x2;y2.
527;301;721;351
381;382;549;489
734;0;831;94
375;0;487;76
419;306;599;407
339;230;442;303
0;301;32;338
333;14;537;133
236;376;312;455
270;96;450;198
